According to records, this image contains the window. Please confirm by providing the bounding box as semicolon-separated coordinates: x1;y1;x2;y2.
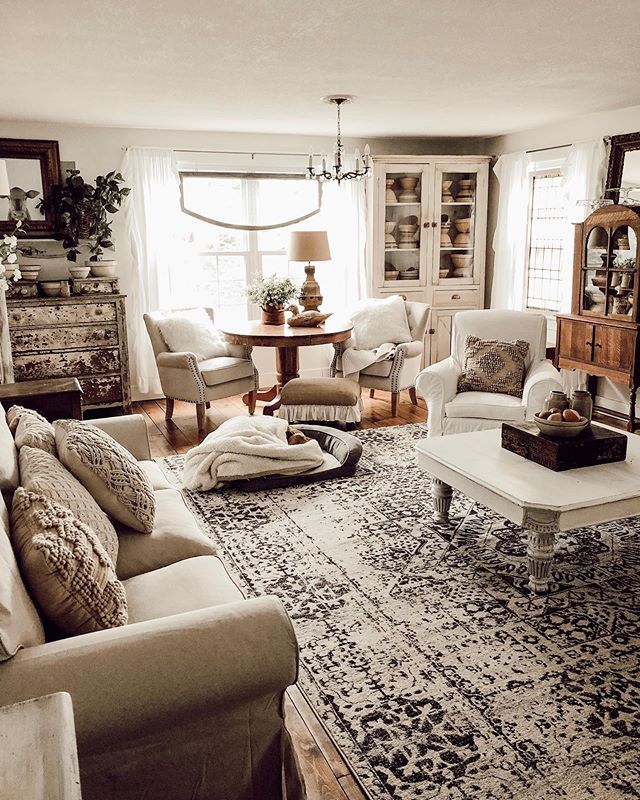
177;173;321;324
524;171;567;313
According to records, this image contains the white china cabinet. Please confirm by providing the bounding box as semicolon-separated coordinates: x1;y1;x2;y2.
368;155;490;365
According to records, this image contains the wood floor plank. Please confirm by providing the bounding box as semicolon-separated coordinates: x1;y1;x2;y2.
284;695;349;800
288;685;353;781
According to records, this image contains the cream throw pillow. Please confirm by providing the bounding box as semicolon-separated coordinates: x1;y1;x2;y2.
11;489;128;635
350;296;412;350
9;407;57;455
19;446;119;565
55;421;156;534
158;308;228;361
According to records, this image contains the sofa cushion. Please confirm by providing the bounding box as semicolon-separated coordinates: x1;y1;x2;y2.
199;356;254;386
11;407;57;455
0;404;18;492
19;446;119;565
445;391;526;422
11;489;128;635
0;493;45;660
55;421;156;534
458;336;530;398
115;488;217;580
123;555;242;624
138;460;175;491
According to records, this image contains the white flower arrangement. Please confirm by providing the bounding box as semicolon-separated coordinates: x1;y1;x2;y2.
0;221;22;292
245;273;299;310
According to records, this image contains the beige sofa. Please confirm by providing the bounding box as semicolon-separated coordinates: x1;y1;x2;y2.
0;406;302;800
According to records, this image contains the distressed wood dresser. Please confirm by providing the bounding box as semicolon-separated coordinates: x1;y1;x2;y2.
7;294;131;414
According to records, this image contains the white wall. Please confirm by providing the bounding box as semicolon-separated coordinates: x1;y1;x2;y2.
0;119;482;397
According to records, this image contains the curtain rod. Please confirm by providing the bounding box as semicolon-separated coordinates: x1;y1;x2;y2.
526;135;611;155
121;146;322;157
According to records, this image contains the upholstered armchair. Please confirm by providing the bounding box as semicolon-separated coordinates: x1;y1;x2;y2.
330;299;431;416
144;308;259;431
416;309;562;436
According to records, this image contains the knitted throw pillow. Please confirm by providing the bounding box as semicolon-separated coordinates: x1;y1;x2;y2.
9;407;57;455
19;446;119;565
10;489;128;635
457;336;530;398
54;421;156;533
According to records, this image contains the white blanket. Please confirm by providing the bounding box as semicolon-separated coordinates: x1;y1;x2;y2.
341;342;396;381
182;416;325;490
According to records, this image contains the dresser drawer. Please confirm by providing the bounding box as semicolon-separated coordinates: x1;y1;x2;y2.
13;348;121;381
432;288;479;308
7;301;117;328
10;324;119;353
78;375;123;405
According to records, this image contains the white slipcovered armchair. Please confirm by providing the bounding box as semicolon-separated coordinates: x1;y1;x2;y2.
416;309;563;437
330;299;430;416
144;308;259;431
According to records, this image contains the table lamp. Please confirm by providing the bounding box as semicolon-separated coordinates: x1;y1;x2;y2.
288;230;331;311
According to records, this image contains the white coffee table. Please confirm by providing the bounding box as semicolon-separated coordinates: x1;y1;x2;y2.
415;427;640;593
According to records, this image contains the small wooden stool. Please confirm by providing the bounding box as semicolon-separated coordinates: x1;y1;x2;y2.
279;377;362;426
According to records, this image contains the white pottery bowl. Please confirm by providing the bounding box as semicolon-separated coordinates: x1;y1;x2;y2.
88;260;117;277
40;281;62;297
533;413;589;438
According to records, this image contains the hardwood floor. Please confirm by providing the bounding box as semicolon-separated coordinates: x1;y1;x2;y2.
132;388;426;800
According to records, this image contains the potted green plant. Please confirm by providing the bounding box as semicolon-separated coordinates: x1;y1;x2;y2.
38;169;130;278
245;274;299;325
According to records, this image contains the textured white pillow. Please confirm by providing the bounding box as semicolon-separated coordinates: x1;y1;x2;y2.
350;296;412;350
158;308;228;361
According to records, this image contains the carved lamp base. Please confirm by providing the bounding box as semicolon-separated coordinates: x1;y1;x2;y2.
300;263;323;312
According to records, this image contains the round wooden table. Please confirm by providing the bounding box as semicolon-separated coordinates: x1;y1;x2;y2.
219;318;353;415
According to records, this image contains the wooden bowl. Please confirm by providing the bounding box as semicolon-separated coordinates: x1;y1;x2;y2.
533;413;589;438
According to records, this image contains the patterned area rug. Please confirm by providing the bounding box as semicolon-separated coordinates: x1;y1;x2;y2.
161;423;640;800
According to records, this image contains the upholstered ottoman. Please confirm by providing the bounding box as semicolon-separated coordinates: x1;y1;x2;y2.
279;377;362;426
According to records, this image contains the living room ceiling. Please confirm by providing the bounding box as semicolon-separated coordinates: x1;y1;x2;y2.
5;0;640;138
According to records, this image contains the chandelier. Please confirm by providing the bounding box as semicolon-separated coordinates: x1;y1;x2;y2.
307;96;371;185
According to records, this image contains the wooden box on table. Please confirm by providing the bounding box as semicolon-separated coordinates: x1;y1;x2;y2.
501;422;627;471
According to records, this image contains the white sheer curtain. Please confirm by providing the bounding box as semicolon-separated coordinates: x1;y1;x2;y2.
313;171;367;314
490;151;531;309
121;147;183;395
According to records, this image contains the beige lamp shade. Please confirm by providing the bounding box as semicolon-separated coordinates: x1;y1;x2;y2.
288;230;331;263
0;161;9;197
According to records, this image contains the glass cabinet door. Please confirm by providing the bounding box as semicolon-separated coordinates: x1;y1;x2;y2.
433;165;483;285
581;224;638;318
380;165;427;287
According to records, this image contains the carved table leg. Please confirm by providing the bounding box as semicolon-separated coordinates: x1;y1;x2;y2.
263;346;300;416
524;508;559;593
432;478;453;525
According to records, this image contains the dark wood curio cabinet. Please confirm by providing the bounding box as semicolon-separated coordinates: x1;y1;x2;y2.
555;204;640;430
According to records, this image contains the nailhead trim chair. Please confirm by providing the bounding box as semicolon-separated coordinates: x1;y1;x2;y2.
144;308;259;431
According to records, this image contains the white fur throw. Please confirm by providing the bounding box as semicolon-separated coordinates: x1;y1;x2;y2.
158;308;229;361
183;416;324;490
349;296;412;350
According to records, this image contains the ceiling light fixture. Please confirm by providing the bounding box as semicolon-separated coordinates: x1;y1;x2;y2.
307;96;371;185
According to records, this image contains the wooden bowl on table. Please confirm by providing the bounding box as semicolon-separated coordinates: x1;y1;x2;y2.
533;413;590;438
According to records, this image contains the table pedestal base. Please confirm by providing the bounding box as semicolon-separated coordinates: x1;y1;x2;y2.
242;346;300;416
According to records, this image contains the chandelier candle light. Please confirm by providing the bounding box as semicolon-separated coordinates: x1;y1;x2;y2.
307;96;371;185
288;230;331;312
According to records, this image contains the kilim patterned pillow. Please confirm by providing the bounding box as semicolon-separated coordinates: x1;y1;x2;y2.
10;489;128;635
457;335;530;398
54;421;156;534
